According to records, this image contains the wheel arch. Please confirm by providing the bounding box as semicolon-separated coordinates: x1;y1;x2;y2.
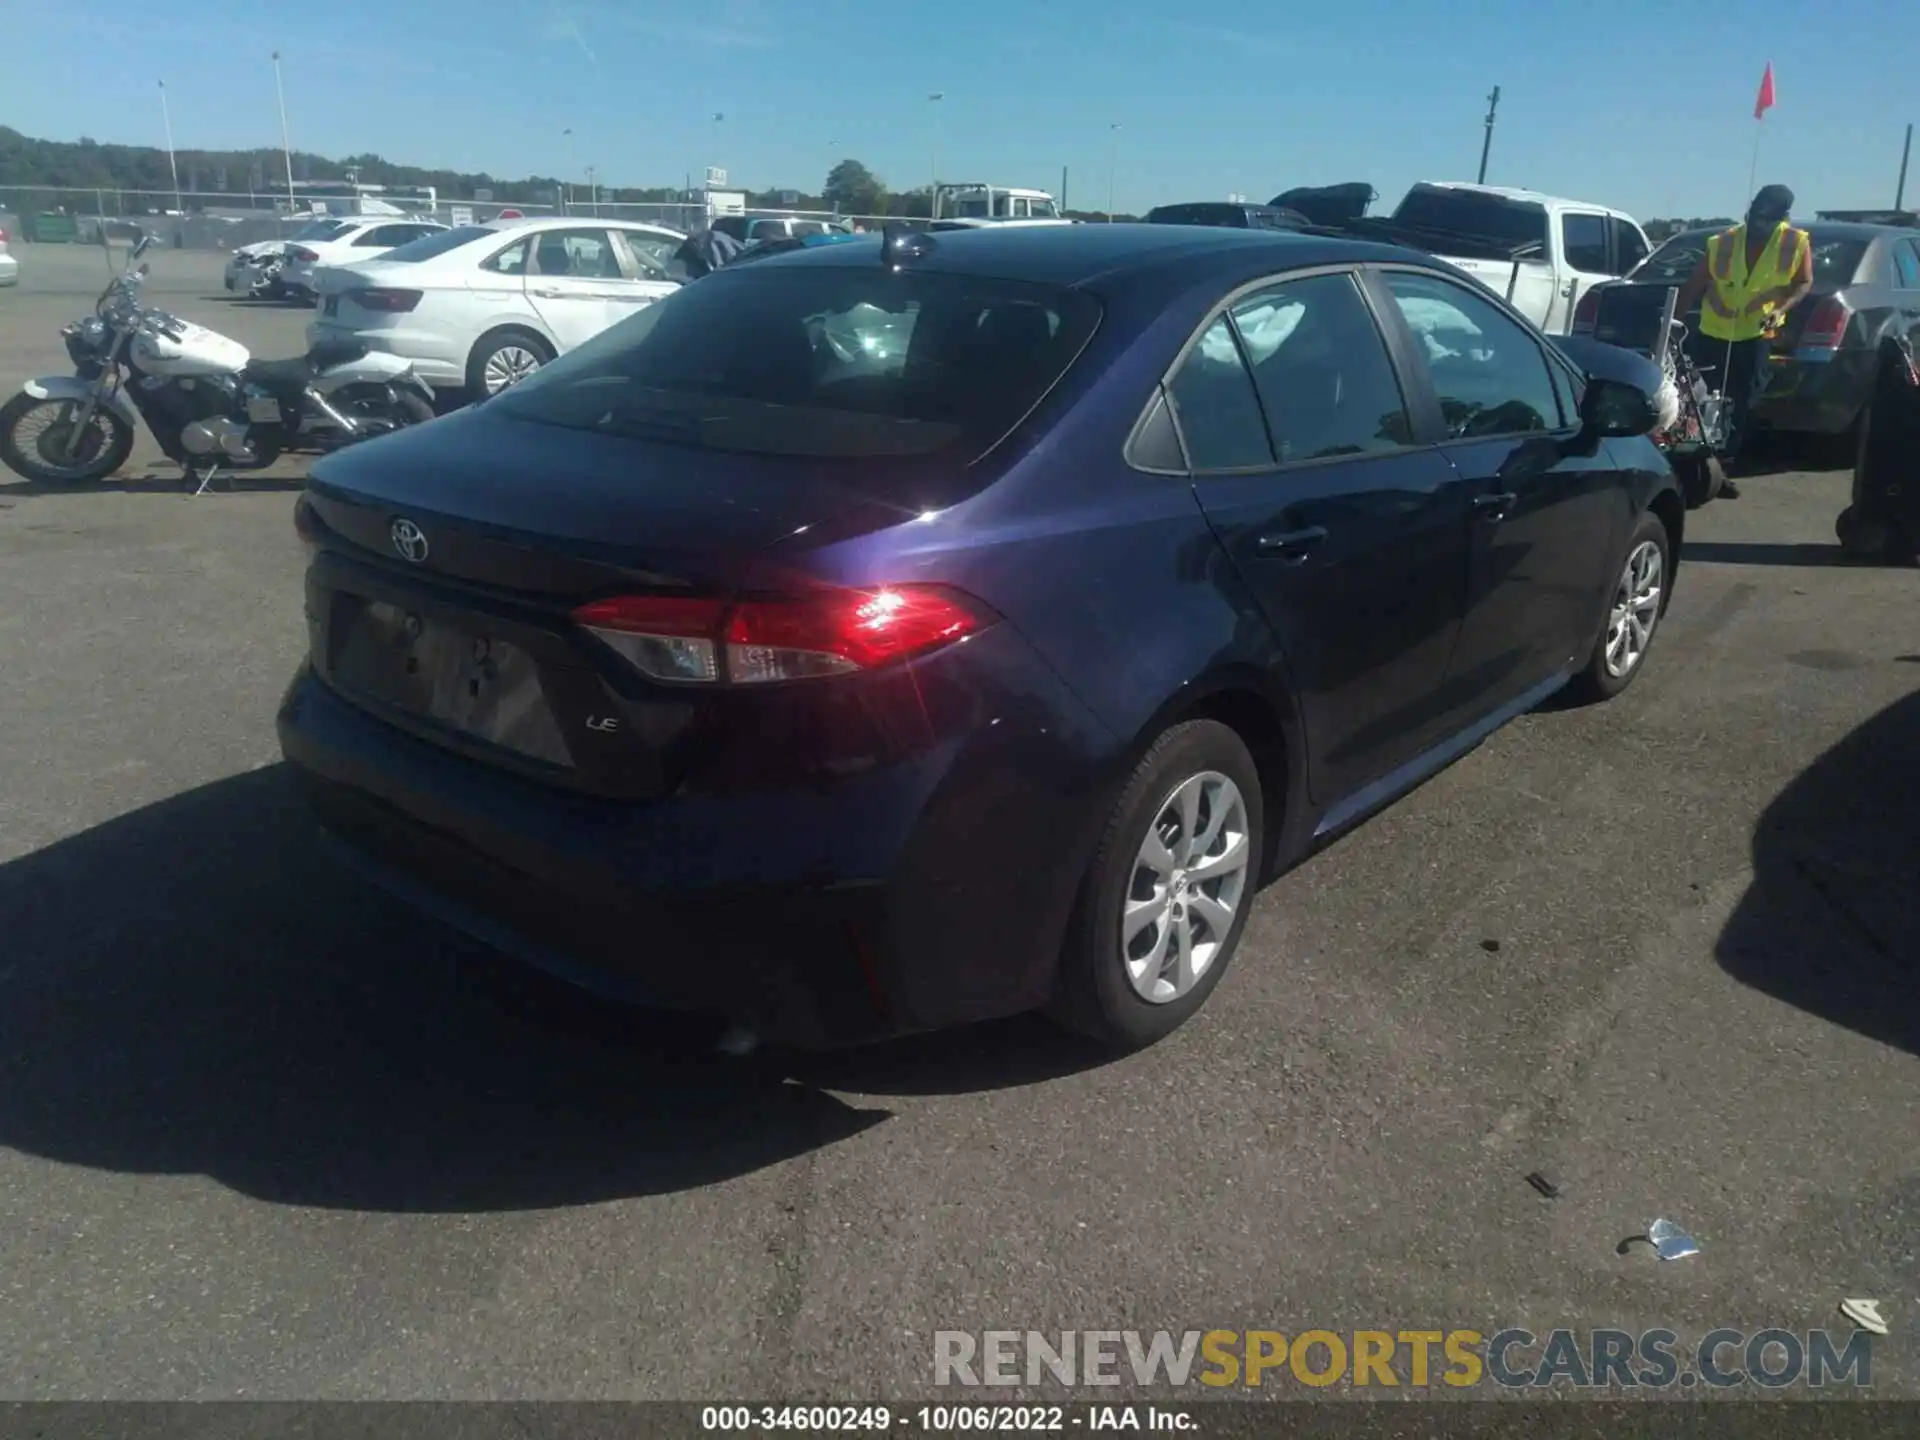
1647;485;1685;607
1117;664;1309;885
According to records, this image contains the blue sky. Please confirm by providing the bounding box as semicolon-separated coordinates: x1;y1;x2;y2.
5;0;1916;219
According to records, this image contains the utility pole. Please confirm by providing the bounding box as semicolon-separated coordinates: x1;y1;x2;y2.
1061;165;1068;214
1107;123;1121;222
158;81;183;225
928;93;945;218
1477;85;1501;185
1897;122;1914;212
271;51;297;218
563;128;575;212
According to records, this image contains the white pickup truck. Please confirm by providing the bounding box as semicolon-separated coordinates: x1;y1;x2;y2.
1348;182;1653;335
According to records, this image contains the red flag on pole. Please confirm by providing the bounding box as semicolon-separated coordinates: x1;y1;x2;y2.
1754;62;1776;120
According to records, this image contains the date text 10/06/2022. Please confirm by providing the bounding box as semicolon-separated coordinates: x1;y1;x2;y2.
700;1406;1198;1431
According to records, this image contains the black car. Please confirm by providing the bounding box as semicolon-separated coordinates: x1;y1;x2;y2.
1574;222;1920;451
1144;202;1309;232
280;224;1683;1052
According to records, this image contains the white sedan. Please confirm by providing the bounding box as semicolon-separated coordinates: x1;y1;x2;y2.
306;217;686;400
0;223;17;288
280;217;450;303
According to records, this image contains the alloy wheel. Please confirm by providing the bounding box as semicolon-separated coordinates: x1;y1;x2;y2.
1121;771;1251;1004
1604;539;1664;679
481;345;544;394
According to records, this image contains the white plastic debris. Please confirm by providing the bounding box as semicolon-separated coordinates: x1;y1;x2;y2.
1647;1217;1700;1261
1839;1299;1888;1336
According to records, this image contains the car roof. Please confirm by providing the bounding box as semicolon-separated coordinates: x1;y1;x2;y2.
1411;180;1633;217
1657;221;1897;243
483;215;683;238
732;221;1423;289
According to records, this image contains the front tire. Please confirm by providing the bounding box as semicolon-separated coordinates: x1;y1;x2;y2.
1050;719;1265;1051
0;392;136;484
1566;511;1671;704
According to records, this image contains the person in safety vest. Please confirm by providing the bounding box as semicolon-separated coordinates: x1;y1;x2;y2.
1675;184;1814;496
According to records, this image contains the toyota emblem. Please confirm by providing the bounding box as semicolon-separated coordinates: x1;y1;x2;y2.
390;518;429;564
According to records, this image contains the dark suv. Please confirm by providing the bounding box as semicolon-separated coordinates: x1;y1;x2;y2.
1145;202;1308;232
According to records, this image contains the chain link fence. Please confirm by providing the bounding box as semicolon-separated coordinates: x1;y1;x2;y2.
0;187;893;251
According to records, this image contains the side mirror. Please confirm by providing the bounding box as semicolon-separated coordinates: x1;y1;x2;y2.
1580;375;1658;438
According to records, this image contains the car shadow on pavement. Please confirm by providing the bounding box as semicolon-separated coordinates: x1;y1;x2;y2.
1;471;309;497
0;764;894;1213
1681;541;1859;567
1716;688;1920;1057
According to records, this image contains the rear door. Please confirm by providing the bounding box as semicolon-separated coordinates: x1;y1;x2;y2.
523;227;634;352
1371;267;1620;719
1176;269;1474;803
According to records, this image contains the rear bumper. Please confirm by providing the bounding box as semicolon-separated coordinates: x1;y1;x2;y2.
276;641;1118;1047
308;318;468;388
1754;350;1875;435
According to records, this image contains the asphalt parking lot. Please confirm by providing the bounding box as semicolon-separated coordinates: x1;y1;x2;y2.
0;243;1916;1404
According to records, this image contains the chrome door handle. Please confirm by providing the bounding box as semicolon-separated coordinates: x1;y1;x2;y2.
1254;526;1328;563
1473;491;1518;521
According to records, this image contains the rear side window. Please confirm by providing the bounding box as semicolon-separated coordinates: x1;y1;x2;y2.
1896;241;1920;289
1165;317;1273;470
379;225;497;263
1562;213;1610;272
1228;274;1414;464
490;267;1102;464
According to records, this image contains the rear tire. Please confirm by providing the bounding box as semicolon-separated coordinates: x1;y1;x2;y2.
466;329;554;400
0;392;135;484
1049;719;1265;1051
1565;510;1671;704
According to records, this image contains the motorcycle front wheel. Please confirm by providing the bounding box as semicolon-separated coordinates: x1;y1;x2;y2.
0;393;136;484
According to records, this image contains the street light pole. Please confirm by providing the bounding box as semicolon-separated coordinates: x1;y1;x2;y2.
1107;123;1121;222
158;80;183;221
563;127;575;211
928;92;945;217
271;51;297;219
586;165;598;216
711;112;724;174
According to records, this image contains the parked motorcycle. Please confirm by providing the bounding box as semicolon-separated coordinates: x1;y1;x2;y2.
0;234;437;489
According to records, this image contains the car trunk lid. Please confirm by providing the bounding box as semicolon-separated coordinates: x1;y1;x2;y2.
300;406;885;797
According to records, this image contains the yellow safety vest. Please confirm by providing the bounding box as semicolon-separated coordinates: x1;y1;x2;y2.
1700;221;1810;341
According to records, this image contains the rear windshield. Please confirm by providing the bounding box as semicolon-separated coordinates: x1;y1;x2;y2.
377;225;501;263
489;264;1102;462
1633;229;1868;286
1147;205;1245;227
293;219;352;242
1390;188;1549;254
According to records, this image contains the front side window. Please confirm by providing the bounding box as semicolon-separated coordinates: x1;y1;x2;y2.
617;231;681;280
1165;317;1274;471
1611;218;1650;275
530;228;623;279
1228;273;1414;464
489;267;1101;465
1381;271;1564;438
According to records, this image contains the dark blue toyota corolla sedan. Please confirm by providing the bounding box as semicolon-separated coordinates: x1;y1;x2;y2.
279;223;1683;1051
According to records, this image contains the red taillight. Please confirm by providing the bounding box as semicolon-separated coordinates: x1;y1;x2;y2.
289;246;319;262
1572;287;1601;335
571;585;993;685
351;287;423;313
1797;295;1849;350
293;493;321;556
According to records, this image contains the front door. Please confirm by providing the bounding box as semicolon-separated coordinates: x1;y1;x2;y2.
1369;267;1621;720
523;227;639;352
1175;270;1474;804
